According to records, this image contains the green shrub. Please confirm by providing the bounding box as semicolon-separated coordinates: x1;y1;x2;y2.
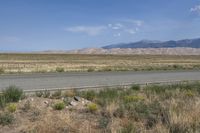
7;103;17;113
63;97;70;105
35;91;43;97
144;82;200;95
53;102;65;110
0;95;7;108
172;64;184;70
56;67;65;72
81;90;96;101
51;90;62;99
130;84;140;91
64;90;76;97
144;83;200;99
185;90;194;97
123;95;144;103
0;112;15;126
99;117;109;129
172;64;178;69
43;90;50;98
87;103;98;113
131;102;149;119
0;67;4;74
20;93;26;100
144;85;165;94
101;67;112;72
96;89;119;107
124;100;164;129
3;86;23;102
87;67;95;72
179;82;200;91
146;66;154;71
120;123;136;133
98;89;118;99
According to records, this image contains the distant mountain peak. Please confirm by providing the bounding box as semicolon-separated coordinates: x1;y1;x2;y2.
102;38;200;49
139;39;162;43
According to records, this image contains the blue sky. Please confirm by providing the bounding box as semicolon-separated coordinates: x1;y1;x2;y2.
0;0;200;51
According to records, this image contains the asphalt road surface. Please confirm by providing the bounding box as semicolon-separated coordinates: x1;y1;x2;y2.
0;71;200;91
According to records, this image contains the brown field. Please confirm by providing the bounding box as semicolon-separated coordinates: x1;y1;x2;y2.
0;53;200;74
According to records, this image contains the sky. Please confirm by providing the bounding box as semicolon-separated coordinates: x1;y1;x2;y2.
0;0;200;51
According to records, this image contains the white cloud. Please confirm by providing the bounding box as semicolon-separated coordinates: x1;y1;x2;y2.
190;5;200;15
65;26;106;36
133;20;143;26
109;19;144;35
108;23;124;30
122;19;144;26
135;27;139;32
65;19;143;37
108;24;112;27
125;29;136;34
112;26;120;30
113;33;121;37
115;23;123;27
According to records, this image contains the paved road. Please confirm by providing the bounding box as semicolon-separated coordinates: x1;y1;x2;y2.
0;71;200;91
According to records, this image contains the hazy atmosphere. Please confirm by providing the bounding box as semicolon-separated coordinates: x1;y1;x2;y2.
0;0;200;51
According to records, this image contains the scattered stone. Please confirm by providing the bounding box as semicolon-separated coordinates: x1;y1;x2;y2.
31;98;34;101
44;101;49;104
81;101;85;104
69;101;78;106
74;96;81;102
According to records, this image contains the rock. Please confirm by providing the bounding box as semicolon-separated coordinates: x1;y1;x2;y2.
85;100;90;104
74;96;81;102
31;98;34;101
44;101;49;104
81;101;85;104
69;101;77;106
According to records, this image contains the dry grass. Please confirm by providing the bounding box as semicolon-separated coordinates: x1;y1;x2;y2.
0;53;200;73
0;82;200;133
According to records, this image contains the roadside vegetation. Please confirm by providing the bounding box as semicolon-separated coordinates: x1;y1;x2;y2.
0;54;200;74
0;82;200;133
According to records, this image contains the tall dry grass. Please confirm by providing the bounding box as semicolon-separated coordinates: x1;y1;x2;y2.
1;82;200;133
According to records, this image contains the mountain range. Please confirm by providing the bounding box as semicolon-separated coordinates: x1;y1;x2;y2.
102;38;200;49
42;38;200;55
